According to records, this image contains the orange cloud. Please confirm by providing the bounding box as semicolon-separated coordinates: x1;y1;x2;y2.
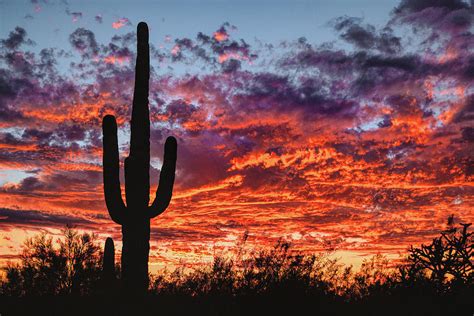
112;17;130;29
171;45;181;56
104;55;130;64
218;52;249;63
213;31;228;42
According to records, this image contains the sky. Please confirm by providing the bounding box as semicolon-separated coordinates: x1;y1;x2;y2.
0;0;472;272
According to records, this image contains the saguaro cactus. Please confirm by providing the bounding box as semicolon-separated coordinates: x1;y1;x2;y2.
102;237;116;290
102;22;177;294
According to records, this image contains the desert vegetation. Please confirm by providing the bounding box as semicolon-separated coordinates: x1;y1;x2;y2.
1;217;472;315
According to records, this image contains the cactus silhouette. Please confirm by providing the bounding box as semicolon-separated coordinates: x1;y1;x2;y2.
101;237;116;290
102;22;177;294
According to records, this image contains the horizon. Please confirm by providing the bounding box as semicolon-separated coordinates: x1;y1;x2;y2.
0;0;473;273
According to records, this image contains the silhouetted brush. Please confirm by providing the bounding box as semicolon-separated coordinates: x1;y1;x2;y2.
102;22;177;294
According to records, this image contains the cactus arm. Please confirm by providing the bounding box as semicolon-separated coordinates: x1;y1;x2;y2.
149;136;177;218
102;115;126;224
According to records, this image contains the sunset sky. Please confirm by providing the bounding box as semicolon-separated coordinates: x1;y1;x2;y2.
0;0;472;272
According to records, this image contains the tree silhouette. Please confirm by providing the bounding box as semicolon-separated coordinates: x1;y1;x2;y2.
1;227;102;296
102;21;178;294
406;217;473;291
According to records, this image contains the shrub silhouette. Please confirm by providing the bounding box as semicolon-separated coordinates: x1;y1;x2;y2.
150;240;350;300
344;253;395;299
1;227;102;296
1;219;472;315
102;21;177;294
403;216;473;292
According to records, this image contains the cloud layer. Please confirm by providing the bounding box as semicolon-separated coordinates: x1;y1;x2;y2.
0;0;473;269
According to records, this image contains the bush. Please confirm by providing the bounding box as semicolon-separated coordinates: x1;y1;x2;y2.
1;227;102;296
1;218;472;315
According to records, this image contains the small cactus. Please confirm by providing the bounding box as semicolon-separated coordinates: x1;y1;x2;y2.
102;237;116;288
102;22;177;294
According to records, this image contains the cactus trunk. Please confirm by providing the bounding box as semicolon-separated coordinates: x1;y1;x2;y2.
121;219;150;291
102;22;177;294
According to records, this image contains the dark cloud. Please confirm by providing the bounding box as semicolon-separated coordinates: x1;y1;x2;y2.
391;0;472;34
65;9;83;22
95;14;103;24
461;127;474;142
279;47;353;76
69;28;99;58
55;123;87;142
0;207;94;229
393;0;469;14
363;55;418;71
4;176;45;193
105;43;133;61
1;167;102;197
22;128;53;144
168;23;257;68
221;59;241;73
463;56;474;79
376;27;403;54
333;17;377;49
453;94;474;122
333;17;401;54
0;27;34;50
233;72;359;118
150;226;221;240
378;115;393;128
163;99;198;124
0;73;29;122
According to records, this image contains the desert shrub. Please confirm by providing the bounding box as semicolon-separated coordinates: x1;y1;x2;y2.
1;217;472;316
1;227;102;296
400;218;473;294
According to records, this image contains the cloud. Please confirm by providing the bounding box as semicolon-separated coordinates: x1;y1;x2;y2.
0;207;95;229
95;14;103;24
213;24;230;42
391;0;472;36
1;176;47;193
0;27;34;50
394;0;469;14
0;0;472;266
69;28;99;58
112;17;131;29
65;9;83;22
165;23;256;71
332;16;401;54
